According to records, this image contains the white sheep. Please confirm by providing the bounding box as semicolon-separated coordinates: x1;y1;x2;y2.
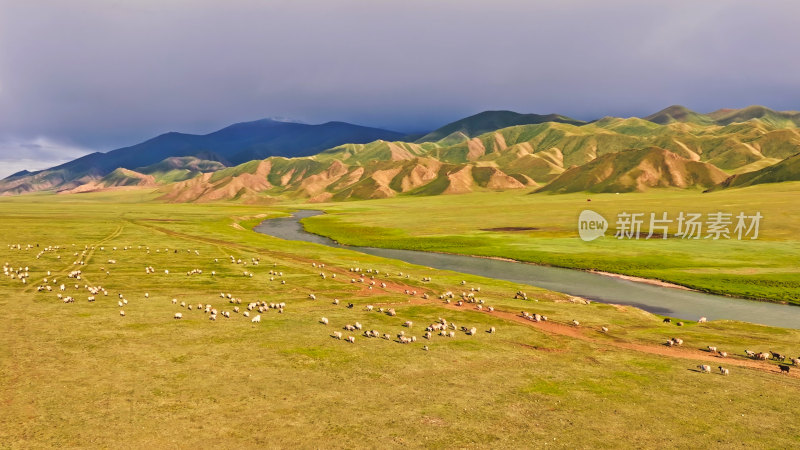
320;317;329;325
697;365;711;373
174;313;182;319
346;336;355;343
119;310;125;316
252;315;261;323
718;366;730;376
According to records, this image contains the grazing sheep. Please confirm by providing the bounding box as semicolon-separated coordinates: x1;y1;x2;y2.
174;313;182;319
243;311;250;318
663;318;672;324
144;293;149;298
676;322;684;326
601;326;609;333
698;317;708;324
672;338;683;346
118;301;123;307
697;365;711;373
745;350;756;358
320;317;329;325
332;331;342;339
792;358;800;367
718;351;728;358
346;336;355;344
756;352;770;361
707;346;717;353
252;315;261;323
779;365;791;374
404;321;413;328
488;326;496;334
172;298;177;304
770;351;786;362
209;314;216;321
572;320;580;327
119;310;125;317
718;366;730;376
366;305;374;311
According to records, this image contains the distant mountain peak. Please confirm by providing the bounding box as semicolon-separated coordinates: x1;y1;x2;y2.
416;110;586;143
644;105;713;125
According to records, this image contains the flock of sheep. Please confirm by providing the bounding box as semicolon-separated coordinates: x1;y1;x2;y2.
5;242;502;354
4;241;799;377
661;318;799;375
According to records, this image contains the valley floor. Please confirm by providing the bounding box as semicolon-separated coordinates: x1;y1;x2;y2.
1;191;799;448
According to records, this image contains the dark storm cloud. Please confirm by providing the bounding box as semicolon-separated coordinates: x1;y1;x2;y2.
1;0;799;178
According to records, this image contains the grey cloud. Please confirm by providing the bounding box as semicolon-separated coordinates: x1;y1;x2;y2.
1;0;799;170
0;137;94;179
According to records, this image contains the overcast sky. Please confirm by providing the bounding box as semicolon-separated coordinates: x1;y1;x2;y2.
1;0;800;178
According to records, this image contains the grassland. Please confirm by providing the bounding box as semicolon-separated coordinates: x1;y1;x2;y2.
299;183;800;304
2;190;800;448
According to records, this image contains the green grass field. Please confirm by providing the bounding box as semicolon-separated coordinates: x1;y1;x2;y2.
298;183;800;304
2;190;800;447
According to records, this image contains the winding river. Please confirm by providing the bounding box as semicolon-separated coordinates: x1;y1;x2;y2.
254;210;800;329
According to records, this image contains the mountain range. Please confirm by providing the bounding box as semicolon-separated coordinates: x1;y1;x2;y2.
3;105;800;200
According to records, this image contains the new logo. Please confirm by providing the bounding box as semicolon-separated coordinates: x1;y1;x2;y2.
578;210;608;241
